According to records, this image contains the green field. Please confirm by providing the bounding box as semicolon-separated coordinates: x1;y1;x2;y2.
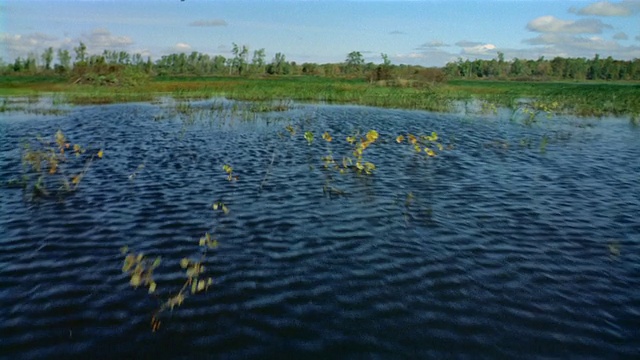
2;75;639;117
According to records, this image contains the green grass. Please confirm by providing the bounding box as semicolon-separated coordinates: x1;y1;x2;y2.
1;75;639;116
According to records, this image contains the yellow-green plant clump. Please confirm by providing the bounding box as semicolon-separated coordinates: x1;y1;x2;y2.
16;129;103;199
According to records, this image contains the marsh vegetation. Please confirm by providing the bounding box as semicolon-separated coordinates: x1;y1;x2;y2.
2;43;639;117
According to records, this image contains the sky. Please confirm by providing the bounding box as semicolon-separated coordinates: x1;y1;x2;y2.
1;0;640;67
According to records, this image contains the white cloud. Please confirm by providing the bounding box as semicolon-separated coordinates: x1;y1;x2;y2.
0;32;60;59
523;33;640;59
569;0;640;16
613;32;629;40
392;50;458;67
462;43;497;55
399;39;499;66
453;40;497;55
80;28;134;52
189;19;228;27
636;35;640;41
524;33;616;49
527;16;612;34
173;42;192;52
0;28;139;60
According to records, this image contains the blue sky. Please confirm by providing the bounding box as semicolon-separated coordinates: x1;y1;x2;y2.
2;0;640;66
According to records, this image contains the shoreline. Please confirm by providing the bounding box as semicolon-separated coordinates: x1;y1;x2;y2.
1;76;639;117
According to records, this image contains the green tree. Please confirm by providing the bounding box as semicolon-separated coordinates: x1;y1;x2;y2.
24;53;38;74
212;55;226;74
13;57;23;72
301;62;318;75
231;43;249;75
267;52;290;75
251;48;266;74
41;47;54;70
74;42;87;64
370;53;393;82
345;51;365;74
56;49;71;73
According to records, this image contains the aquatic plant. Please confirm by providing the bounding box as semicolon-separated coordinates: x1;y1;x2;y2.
121;231;216;332
396;131;443;157
17;129;103;200
248;99;294;113
509;99;561;125
304;131;314;145
348;129;379;175
285;124;296;136
222;164;238;181
212;200;230;214
121;247;161;294
321;129;379;176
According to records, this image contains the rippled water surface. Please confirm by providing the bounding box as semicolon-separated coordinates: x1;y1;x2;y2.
1;100;639;358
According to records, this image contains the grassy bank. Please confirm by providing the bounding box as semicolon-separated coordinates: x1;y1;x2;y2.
1;75;639;116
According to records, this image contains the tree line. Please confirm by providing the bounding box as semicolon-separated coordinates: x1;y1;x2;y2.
444;52;640;81
3;42;640;83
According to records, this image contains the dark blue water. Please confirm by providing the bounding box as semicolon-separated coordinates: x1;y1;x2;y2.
1;100;639;359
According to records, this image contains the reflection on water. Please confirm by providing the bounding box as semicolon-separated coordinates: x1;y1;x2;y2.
1;100;639;358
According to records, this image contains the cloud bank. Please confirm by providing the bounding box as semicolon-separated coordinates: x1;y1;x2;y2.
570;0;640;17
527;16;612;34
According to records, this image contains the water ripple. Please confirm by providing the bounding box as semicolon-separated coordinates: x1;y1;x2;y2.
1;102;639;358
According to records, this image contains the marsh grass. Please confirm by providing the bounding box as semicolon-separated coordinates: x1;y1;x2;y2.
2;75;639;116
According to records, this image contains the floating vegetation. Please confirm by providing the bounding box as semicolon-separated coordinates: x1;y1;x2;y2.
304;131;314;145
212;200;230;214
222;164;238;182
121;231;216;332
248;99;294;113
121;247;161;294
15;130;103;200
510;99;562;126
396;131;443;158
320;129;379;176
0;96;70;116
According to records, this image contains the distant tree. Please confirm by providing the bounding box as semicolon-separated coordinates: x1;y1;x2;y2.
117;51;131;65
131;53;143;66
41;47;54;70
56;49;71;73
382;53;392;66
231;43;249;75
24;53;38;73
267;52;290;75
212;55;226;74
533;56;551;78
74;42;87;64
510;58;524;77
345;51;365;74
13;57;23;72
144;56;153;74
587;54;601;80
301;62;319;75
251;48;266;74
369;53;393;82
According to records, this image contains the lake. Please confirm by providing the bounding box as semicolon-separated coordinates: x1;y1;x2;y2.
1;98;639;358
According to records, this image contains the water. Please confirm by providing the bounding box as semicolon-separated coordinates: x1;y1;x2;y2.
1;100;639;358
